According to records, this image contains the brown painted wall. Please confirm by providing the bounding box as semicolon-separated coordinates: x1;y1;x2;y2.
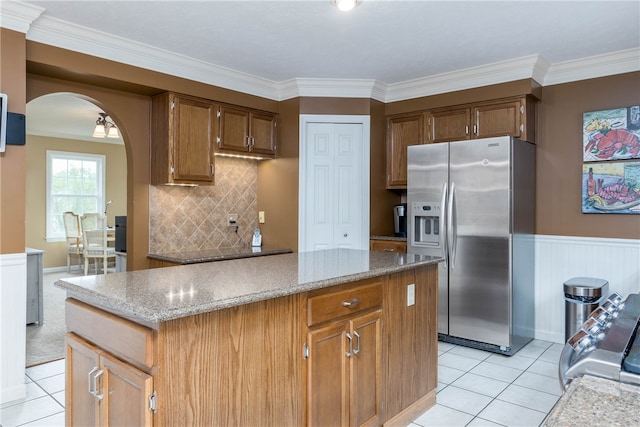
0;29;27;254
3;35;634;266
27;74;151;270
536;72;640;239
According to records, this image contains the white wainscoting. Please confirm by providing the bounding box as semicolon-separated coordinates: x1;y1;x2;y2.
534;235;640;343
0;252;27;404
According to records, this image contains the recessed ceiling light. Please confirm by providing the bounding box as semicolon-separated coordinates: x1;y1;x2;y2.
335;0;359;12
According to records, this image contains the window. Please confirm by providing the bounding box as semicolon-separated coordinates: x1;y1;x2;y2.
47;150;105;241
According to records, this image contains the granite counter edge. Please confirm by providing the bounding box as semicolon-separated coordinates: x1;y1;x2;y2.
57;257;442;328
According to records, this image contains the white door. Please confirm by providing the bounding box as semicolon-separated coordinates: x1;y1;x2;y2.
299;115;370;252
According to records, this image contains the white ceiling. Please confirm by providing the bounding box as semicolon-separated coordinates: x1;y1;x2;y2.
6;0;640;142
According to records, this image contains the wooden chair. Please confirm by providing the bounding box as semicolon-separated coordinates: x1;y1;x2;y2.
80;213;115;275
62;211;83;273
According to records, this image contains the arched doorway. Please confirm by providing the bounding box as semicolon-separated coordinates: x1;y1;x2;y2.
24;93;127;367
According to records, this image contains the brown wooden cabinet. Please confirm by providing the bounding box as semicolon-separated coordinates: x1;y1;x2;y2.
389;95;536;189
66;333;153;427
305;280;382;427
151;93;216;185
218;105;277;158
427;96;536;144
386;114;424;189
369;239;407;253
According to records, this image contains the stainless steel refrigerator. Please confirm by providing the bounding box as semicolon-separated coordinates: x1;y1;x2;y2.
407;136;535;355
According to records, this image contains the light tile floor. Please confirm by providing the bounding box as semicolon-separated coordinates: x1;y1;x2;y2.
0;340;563;427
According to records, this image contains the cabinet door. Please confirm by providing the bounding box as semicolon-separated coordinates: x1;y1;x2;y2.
430;108;471;143
66;334;100;426
218;105;250;152
307;322;349;427
172;96;215;183
350;310;382;427
473;99;522;139
102;353;154;427
386;114;424;188
249;111;277;156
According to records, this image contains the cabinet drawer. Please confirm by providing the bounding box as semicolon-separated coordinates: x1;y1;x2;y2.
307;282;382;327
370;239;407;253
65;299;154;369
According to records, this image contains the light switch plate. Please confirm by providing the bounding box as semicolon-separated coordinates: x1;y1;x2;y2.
407;283;415;306
258;211;265;224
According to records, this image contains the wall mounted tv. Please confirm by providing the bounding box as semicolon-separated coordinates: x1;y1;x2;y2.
0;93;7;153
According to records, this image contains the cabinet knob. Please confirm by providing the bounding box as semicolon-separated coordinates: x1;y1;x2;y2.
343;233;348;238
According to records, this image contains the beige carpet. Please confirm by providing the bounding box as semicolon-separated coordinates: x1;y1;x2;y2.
25;270;82;367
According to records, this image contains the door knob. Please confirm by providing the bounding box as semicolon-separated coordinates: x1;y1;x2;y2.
344;233;348;237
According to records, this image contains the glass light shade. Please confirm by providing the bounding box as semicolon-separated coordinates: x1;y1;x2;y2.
92;124;106;138
336;0;356;11
107;126;120;138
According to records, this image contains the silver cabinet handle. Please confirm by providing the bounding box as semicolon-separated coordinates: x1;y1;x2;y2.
245;136;250;147
353;331;361;355
88;367;99;396
93;369;104;400
88;367;104;400
465;125;469;135
346;332;353;358
342;298;360;307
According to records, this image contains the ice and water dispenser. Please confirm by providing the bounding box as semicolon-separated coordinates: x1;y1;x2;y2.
411;202;441;247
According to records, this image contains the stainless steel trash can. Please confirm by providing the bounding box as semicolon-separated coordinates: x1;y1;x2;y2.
564;277;609;342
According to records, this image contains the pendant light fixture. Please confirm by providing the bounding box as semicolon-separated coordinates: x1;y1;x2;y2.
92;112;120;139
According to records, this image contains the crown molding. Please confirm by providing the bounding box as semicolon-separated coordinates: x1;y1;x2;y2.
279;78;386;102
0;1;43;33
384;55;543;103
3;1;639;102
24;13;284;100
543;48;640;86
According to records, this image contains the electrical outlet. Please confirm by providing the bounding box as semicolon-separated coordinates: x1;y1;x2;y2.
258;211;265;224
407;283;415;306
228;214;238;226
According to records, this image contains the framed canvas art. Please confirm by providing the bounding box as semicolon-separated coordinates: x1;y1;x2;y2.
582;161;640;214
583;106;640;162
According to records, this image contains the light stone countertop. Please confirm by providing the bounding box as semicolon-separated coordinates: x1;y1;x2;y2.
56;249;442;329
543;375;640;426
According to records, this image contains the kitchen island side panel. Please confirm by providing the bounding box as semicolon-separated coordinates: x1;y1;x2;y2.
155;293;303;426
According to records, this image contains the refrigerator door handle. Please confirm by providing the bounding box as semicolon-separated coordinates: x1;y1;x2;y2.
447;182;457;267
440;182;448;260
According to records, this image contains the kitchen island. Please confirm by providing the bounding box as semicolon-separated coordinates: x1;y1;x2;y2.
56;249;442;426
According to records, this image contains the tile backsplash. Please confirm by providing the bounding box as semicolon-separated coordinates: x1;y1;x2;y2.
149;157;257;253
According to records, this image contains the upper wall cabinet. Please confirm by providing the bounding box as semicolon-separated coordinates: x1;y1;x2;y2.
386;95;537;190
386;113;424;189
151;93;216;185
426;96;536;144
217;105;277;158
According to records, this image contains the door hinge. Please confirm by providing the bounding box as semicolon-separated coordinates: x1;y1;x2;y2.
217;136;221;146
303;343;310;359
520;105;525;114
519;124;524;132
217;110;221;118
170;166;175;175
148;391;157;413
170;101;175;110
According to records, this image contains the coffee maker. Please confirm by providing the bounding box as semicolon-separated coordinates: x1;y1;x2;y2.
393;203;407;237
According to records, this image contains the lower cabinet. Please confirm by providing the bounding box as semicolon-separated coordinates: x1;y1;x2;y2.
305;280;383;427
66;333;154;426
306;310;382;427
369;239;407;253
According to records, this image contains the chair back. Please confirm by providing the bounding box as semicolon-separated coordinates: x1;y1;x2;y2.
63;211;81;240
81;213;108;255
